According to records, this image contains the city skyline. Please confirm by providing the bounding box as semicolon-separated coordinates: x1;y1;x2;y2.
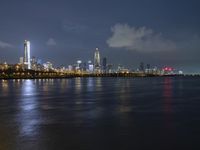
0;0;200;73
0;40;177;74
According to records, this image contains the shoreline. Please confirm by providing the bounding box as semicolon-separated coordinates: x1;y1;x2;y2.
0;73;197;80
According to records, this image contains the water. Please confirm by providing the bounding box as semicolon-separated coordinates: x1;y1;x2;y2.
0;77;200;150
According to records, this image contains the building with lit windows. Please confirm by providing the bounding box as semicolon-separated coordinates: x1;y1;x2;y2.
94;48;101;73
24;40;31;69
43;62;53;71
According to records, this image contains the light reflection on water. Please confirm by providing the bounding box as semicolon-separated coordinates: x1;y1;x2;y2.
1;80;9;96
18;80;39;137
117;79;132;113
0;77;200;149
163;77;173;113
75;77;82;94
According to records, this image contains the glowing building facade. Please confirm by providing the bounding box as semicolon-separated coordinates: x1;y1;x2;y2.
24;40;31;69
94;48;101;72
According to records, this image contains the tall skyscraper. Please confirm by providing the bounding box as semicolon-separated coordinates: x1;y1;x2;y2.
24;40;31;69
102;57;107;73
94;48;100;72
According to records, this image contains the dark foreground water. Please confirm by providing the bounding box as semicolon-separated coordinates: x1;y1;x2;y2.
0;77;200;150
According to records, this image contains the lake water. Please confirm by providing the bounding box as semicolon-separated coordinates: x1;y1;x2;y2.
0;77;200;150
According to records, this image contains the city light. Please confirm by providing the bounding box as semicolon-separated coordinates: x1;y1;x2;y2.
0;40;187;79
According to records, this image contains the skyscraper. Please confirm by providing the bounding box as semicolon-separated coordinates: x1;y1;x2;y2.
94;48;100;72
24;40;31;69
139;62;144;72
102;57;107;73
87;60;93;73
19;57;23;64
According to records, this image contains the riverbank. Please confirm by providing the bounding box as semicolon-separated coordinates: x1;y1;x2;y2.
0;72;190;80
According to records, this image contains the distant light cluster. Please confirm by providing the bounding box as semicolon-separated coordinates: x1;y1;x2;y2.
0;40;183;75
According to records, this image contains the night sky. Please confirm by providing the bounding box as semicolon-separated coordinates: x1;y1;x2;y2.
0;0;200;73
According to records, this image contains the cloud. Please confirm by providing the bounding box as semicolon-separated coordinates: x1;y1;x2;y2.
0;40;13;48
107;24;176;52
46;38;56;46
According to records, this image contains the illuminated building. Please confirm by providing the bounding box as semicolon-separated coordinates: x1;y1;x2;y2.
89;64;94;72
145;64;151;73
94;48;101;73
117;64;129;73
31;56;37;64
87;60;93;73
178;70;183;75
107;64;113;73
117;64;122;72
0;62;8;70
68;65;73;71
76;60;82;70
43;62;53;71
31;56;38;71
162;67;174;75
19;57;23;64
24;40;31;69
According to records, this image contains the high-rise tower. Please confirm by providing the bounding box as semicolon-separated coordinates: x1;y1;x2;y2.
102;57;107;73
94;48;100;72
24;40;31;69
